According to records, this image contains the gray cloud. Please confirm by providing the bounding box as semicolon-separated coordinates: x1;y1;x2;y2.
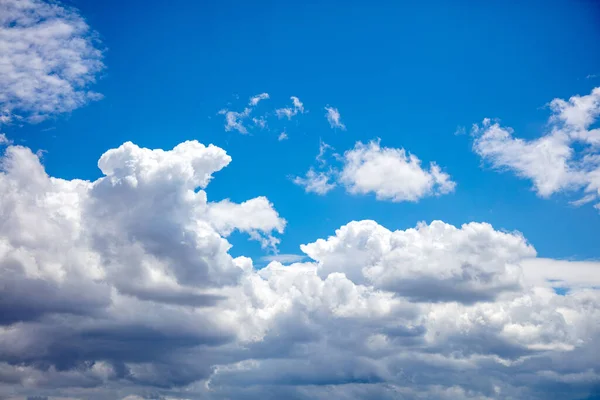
0;140;598;400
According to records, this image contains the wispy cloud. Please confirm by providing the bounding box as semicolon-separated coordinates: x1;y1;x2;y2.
278;131;288;141
249;92;270;106
316;139;335;165
253;116;267;129
276;96;305;120
219;92;270;134
219;107;251;134
325;105;346;130
0;133;12;145
293;168;336;195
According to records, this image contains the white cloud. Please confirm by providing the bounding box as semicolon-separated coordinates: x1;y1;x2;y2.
207;197;286;252
324;105;345;130
276;96;305;120
294;139;454;202
249;93;269;106
0;133;11;145
293;168;336;195
219;107;251;134
340;140;455;202
301;219;534;302
316;139;335;165
473;87;600;209
1;140;599;400
0;0;105;123
252;116;267;129
521;258;600;291
219;93;270;134
278;131;288;141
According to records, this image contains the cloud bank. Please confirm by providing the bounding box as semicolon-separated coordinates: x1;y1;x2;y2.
0;139;598;400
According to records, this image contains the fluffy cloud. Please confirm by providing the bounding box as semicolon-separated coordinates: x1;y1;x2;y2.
325;105;345;130
294;140;455;202
473;87;600;209
301;220;533;303
0;0;105;123
0;140;599;400
340;140;456;202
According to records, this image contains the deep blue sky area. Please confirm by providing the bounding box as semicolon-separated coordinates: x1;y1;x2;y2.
7;0;600;261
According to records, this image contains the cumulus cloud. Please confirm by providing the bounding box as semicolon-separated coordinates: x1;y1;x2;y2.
301;220;533;303
473;87;600;209
276;96;305;120
325;105;345;130
0;141;599;400
293;140;454;202
0;0;105;123
278;131;288;141
340;140;456;202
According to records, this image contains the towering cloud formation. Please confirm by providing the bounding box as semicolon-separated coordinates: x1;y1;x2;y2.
0;139;598;400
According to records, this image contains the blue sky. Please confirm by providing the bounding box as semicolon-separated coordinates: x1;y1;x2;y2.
8;0;600;262
1;1;600;399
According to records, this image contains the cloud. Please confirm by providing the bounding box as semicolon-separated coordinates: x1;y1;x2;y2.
521;258;600;291
472;87;600;209
294;140;454;202
0;0;105;123
219;93;270;134
293;168;336;195
276;96;305;120
278;132;288;141
252;117;267;129
340;140;456;202
325;105;346;130
260;254;306;263
292;140;337;195
316;139;335;166
301;219;533;303
219;107;251;134
1;140;599;400
249;93;269;106
0;133;12;145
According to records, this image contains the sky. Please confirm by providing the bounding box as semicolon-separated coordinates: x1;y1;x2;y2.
0;0;600;399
